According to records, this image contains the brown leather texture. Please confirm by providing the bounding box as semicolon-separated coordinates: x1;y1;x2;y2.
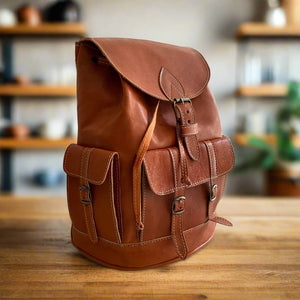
63;38;235;270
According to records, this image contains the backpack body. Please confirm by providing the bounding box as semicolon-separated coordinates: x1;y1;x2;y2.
63;38;234;270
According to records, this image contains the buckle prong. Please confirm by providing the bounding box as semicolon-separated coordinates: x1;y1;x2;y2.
79;184;93;205
172;196;185;215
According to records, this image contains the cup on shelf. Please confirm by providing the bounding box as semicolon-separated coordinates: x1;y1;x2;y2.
6;124;30;139
244;112;267;135
38;119;67;139
0;9;16;26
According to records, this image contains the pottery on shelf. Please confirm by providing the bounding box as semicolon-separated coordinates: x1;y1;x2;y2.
6;124;30;139
38;119;67;139
17;5;42;26
265;0;286;26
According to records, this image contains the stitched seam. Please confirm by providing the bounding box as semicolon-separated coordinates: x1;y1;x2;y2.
89;40;207;101
172;214;182;258
169;148;183;258
83;148;98;242
109;163;121;243
85;149;97;243
73;225;173;247
72;219;209;247
115;157;123;240
65;151;116;184
159;67;185;100
179;213;187;256
143;136;234;195
169;147;185;259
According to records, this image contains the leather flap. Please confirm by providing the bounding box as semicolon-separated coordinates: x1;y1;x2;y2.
80;38;210;101
63;144;118;185
143;136;234;195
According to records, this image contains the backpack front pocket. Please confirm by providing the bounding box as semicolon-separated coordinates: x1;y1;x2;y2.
141;135;234;242
63;144;122;243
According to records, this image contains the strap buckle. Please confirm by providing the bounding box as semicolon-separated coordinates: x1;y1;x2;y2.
173;97;192;121
210;184;218;202
79;184;93;205
172;196;185;215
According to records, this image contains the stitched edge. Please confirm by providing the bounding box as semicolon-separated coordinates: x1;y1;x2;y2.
64;144;118;185
143;136;234;195
72;219;210;247
109;163;121;243
159;67;185;101
83;39;209;101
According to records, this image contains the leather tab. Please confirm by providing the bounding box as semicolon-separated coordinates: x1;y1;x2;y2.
181;123;198;137
159;67;185;100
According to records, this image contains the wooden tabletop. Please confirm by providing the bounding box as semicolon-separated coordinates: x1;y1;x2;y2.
0;195;299;299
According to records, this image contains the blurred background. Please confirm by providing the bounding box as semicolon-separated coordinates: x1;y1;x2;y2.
0;0;299;197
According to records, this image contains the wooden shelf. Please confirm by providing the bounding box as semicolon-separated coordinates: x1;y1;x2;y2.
0;138;76;149
236;84;288;97
0;23;86;37
0;84;76;97
234;133;300;148
236;22;300;38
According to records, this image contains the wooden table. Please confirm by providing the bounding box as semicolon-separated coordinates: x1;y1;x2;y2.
0;196;299;299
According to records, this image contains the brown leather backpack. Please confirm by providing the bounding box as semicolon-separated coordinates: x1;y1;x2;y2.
63;38;234;270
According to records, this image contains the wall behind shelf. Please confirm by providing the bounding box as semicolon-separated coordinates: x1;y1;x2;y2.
0;0;267;195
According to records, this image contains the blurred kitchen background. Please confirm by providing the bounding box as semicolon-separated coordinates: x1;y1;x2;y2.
0;0;299;197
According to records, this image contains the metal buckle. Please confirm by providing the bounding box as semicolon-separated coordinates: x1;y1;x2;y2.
173;97;191;109
172;196;185;215
79;184;92;205
210;184;218;202
173;98;191;121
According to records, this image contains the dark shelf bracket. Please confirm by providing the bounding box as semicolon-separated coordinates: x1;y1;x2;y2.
1;38;14;192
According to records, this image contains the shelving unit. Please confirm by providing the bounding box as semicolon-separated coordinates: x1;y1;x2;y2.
0;138;76;149
236;84;288;98
234;133;300;148
0;23;86;192
236;22;300;38
234;22;300;150
0;23;86;36
0;84;76;97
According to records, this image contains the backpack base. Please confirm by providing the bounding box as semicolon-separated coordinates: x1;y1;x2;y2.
71;220;216;270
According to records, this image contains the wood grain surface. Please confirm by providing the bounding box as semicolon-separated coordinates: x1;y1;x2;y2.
0;196;299;299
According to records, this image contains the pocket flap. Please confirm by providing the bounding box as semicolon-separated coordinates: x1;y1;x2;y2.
63;144;118;185
143;136;234;195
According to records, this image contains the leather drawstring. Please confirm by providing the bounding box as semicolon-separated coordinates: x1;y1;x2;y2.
132;101;160;238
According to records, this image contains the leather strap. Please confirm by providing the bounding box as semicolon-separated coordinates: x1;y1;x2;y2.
204;141;232;227
169;148;188;259
79;147;99;243
133;101;160;238
174;100;200;161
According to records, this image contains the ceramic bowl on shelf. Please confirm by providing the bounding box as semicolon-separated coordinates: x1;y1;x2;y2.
6;124;30;139
17;5;42;26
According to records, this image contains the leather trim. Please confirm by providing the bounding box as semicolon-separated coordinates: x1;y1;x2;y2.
63;143;118;185
143;135;234;195
78;38;210;101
